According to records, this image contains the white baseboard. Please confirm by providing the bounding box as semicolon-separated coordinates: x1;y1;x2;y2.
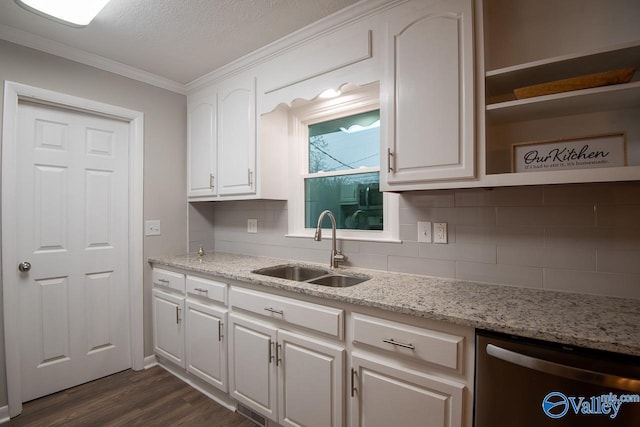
143;355;158;369
0;405;10;424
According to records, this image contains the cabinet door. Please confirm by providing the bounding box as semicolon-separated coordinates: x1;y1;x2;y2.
185;300;227;392
152;289;185;368
217;75;256;196
382;0;475;186
229;313;277;420
187;98;217;197
278;330;345;427
351;355;464;427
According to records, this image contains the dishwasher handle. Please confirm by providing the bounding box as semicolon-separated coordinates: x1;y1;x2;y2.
486;343;640;393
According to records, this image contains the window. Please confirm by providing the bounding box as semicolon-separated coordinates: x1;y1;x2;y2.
287;83;399;242
305;110;382;230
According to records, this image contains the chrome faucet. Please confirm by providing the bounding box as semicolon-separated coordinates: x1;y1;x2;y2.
314;210;346;268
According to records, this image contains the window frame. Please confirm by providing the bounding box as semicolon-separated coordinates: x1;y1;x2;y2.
286;84;399;242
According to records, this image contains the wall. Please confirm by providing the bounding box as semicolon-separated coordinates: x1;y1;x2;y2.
190;181;640;299
0;40;187;406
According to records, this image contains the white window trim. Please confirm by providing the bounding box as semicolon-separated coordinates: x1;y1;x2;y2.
286;84;400;242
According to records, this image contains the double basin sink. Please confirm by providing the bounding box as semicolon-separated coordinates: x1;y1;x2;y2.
252;264;369;288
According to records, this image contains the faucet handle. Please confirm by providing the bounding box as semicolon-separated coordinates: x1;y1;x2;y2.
334;251;347;264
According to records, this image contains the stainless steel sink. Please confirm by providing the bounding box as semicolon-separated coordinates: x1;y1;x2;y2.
252;264;369;287
252;265;329;281
307;274;369;287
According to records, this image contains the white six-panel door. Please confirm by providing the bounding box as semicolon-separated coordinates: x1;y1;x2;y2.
15;101;131;402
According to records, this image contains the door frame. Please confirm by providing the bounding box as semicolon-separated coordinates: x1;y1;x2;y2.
1;81;145;417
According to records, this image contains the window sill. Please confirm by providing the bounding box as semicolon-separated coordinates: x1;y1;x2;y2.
285;233;402;244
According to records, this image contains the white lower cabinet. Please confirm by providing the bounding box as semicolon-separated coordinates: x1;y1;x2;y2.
350;354;464;427
185;299;227;392
152;288;185;368
151;266;473;427
229;312;345;427
350;312;472;427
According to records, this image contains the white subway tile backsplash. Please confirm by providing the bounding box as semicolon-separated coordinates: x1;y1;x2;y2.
496;206;544;227
544;182;640;206
190;182;640;299
544;227;599;249
456;225;498;245
401;191;455;208
419;243;496;263
597;205;640;228
595;228;640;251
497;206;595;227
457;262;543;288
597;250;640;274
497;226;544;248
344;252;388;271
388;256;456;278
497;246;596;271
359;240;419;257
399;224;418;242
399;207;419;224
455;186;543;207
544;269;640;299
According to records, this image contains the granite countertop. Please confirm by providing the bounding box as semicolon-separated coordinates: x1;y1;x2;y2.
149;252;640;357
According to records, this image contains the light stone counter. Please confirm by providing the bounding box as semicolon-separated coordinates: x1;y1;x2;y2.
149;252;640;357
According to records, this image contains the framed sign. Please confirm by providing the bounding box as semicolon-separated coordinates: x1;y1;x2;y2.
511;132;627;173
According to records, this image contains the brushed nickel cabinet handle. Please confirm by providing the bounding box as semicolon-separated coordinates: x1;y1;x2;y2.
383;338;415;350
276;342;282;366
351;368;358;397
264;307;283;315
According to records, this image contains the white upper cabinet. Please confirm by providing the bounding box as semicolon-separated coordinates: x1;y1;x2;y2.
187;73;288;201
217;74;256;196
187;97;216;198
381;0;475;189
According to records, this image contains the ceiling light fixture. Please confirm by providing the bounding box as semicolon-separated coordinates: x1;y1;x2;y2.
15;0;112;27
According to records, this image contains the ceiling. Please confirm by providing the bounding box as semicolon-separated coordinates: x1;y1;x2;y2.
0;0;361;88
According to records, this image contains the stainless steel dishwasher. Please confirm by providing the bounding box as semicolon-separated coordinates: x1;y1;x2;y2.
475;330;640;426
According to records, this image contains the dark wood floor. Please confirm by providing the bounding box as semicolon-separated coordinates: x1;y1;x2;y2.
6;366;256;426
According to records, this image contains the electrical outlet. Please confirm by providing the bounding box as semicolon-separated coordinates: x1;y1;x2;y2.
417;221;432;243
145;220;161;236
247;219;258;233
433;222;448;244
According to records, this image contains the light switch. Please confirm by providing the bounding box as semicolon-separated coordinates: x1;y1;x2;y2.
417;221;432;243
145;220;161;236
247;219;258;233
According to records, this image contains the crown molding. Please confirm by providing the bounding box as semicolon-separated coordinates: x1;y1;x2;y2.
0;23;186;95
185;0;407;94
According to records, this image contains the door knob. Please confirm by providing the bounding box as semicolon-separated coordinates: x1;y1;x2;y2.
18;261;31;272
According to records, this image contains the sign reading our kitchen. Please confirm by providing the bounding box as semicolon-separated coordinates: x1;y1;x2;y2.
511;132;627;173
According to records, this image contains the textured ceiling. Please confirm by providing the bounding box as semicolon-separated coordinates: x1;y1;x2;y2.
0;0;360;85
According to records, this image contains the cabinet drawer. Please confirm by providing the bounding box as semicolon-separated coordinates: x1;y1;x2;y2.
230;287;344;339
352;313;463;371
186;275;227;304
152;268;185;293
